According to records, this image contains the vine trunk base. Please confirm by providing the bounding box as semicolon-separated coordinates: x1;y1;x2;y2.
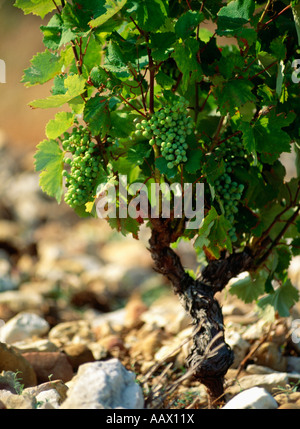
148;219;253;405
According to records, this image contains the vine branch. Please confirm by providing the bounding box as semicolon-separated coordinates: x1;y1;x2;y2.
51;0;61;14
118;94;148;118
259;4;292;31
257;204;300;266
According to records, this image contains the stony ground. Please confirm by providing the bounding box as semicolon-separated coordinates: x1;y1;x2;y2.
0;132;300;410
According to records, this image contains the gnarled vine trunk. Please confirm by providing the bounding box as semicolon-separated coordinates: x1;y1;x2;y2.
149;218;253;404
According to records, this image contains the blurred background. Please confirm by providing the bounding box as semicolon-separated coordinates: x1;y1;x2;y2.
0;0;61;149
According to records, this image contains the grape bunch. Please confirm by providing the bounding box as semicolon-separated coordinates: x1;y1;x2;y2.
61;126;101;209
213;136;248;242
135;97;194;169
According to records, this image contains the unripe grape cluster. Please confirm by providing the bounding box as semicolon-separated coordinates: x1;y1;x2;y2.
61;126;101;209
135;98;194;169
213;136;248;242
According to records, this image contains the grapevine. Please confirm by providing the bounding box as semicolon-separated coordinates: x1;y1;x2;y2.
135;98;194;169
61;126;100;209
17;0;300;406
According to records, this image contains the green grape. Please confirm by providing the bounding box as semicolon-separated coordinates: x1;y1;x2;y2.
134;96;194;168
211;136;250;243
62;127;101;209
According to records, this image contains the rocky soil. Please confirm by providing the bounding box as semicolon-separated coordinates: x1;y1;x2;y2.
0;132;300;410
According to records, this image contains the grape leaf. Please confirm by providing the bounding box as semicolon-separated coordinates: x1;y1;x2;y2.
89;0;127;28
90;66;109;88
217;0;255;36
213;77;256;116
270;38;286;62
217;45;244;80
29;74;86;109
194;207;232;258
257;280;299;317
175;11;204;40
184;150;203;174
239;101;256;123
128;0;168;32
207;214;233;258
109;112;135;138
292;3;300;45
34;139;64;203
83;94;110;137
202;153;225;186
194;207;218;250
275;246;293;273
40;13;77;50
51;75;67;95
90;66;121;91
22;50;62;87
104;41;130;77
45;112;75;139
73;203;95;218
239;121;256;159
229;270;267;304
253;111;296;164
292;238;300;256
14;0;56;19
155;70;176;89
172;38;203;91
149;33;176;62
40;14;63;50
107;216;140;239
155;157;177;179
127;143;152;165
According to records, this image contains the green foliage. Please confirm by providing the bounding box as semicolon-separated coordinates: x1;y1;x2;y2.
18;0;300;317
14;0;57;19
22;50;63;87
29;74;86;109
34;139;64;203
46;112;75;140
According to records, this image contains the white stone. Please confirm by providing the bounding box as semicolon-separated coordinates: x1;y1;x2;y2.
223;387;278;409
0;312;50;344
141;297;190;334
0;290;44;313
48;320;94;346
36;389;61;409
91;308;126;332
234;372;289;393
246;364;275;374
243;319;270;341
60;359;144;409
12;338;59;353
